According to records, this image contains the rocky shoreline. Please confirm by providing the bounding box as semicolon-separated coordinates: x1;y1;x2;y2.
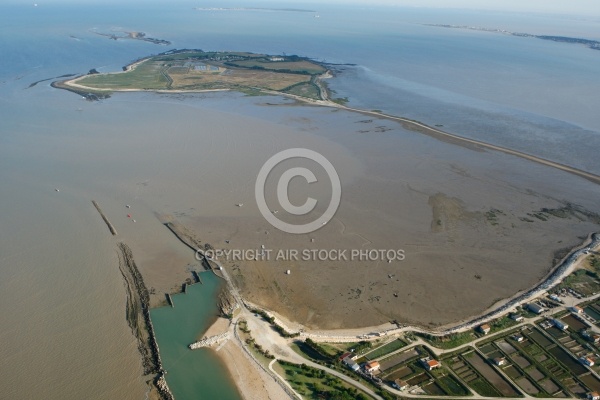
116;242;173;400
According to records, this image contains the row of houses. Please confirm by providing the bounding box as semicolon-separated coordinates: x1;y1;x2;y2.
476;302;585;338
581;330;600;344
340;353;441;392
340;353;381;374
477;312;525;336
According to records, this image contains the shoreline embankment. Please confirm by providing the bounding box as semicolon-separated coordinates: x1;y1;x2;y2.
92;200;117;235
116;242;174;400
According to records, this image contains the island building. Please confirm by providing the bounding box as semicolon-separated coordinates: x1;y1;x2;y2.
553;319;569;331
420;357;441;371
493;357;507;366
509;313;524;322
527;303;545;314
342;356;360;372
511;334;525;342
393;379;408;391
364;360;380;374
580;356;595;367
478;324;491;334
570;306;584;314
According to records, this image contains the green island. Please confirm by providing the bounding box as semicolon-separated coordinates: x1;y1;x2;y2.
53;49;330;101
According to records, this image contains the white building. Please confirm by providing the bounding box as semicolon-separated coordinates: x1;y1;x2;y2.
553;319;569;331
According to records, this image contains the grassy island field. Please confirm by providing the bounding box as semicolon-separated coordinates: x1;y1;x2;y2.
60;49;328;100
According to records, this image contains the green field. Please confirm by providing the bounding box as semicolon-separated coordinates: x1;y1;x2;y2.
79;60;170;90
363;339;407;360
276;361;371;400
284;82;321;99
226;57;326;74
420;331;476;349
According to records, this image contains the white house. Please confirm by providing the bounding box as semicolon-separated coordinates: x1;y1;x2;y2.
580;356;595;367
553;319;569;331
364;360;380;374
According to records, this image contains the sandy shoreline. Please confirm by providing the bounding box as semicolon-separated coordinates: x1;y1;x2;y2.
199;317;291;400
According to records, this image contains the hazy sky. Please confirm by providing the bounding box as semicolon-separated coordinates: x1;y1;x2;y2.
8;0;600;17
321;0;600;16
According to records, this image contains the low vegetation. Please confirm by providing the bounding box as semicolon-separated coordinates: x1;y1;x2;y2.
277;361;371;400
419;331;476;349
557;269;600;296
238;320;275;361
363;338;406;359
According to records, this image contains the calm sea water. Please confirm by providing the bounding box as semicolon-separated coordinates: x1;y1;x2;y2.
150;273;241;400
1;2;599;399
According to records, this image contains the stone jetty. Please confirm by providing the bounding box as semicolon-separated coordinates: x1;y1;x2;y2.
189;332;229;349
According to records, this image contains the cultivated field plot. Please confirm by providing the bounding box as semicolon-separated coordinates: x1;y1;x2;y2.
562;314;589;331
284;82;320;99
385;366;413;381
72;50;326;98
463;351;520;397
585;304;600;321
170;68;310;91
511;326;600;396
447;353;505;397
227;58;326;75
496;340;517;355
79;60;169;90
472;329;576;397
379;348;419;371
515;377;539;395
580;374;600;392
380;347;468;396
363;338;407;361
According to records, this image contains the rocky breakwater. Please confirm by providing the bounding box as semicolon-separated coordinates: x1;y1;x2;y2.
116;242;173;400
155;374;175;400
189;332;230;350
217;289;237;318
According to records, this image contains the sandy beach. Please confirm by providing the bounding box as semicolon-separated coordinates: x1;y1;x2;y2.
200;317;291;400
